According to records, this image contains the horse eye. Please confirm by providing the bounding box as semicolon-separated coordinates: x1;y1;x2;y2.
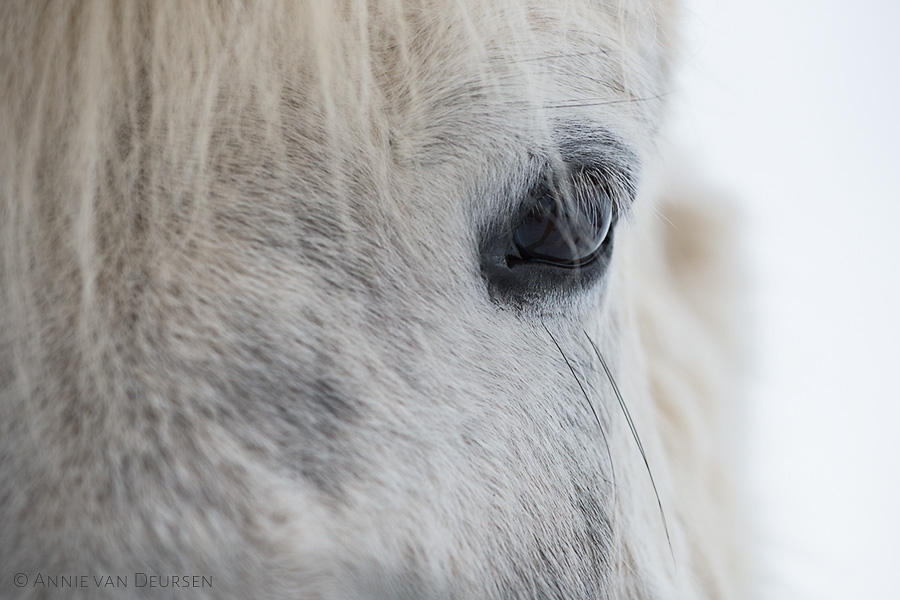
508;186;613;268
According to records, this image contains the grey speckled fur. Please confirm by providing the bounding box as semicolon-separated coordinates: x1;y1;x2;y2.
0;2;751;598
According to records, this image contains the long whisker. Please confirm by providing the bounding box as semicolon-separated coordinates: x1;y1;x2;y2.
541;320;616;493
543;91;674;110
583;328;675;564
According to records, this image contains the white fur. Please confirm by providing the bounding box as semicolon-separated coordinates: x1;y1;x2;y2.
0;2;750;598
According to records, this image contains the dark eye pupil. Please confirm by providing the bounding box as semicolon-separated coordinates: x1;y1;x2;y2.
510;190;612;268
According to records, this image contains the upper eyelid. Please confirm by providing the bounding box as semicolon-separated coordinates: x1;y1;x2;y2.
542;123;641;200
539;160;638;217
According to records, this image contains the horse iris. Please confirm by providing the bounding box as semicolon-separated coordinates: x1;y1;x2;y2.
510;189;612;268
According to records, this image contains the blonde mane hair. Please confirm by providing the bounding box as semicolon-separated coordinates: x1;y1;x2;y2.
2;0;674;426
1;2;749;598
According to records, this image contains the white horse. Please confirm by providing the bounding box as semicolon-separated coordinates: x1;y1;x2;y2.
0;1;750;598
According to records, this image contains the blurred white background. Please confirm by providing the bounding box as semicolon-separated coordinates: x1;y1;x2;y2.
671;1;900;598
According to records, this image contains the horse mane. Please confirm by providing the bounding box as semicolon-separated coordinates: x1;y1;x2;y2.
0;0;673;381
